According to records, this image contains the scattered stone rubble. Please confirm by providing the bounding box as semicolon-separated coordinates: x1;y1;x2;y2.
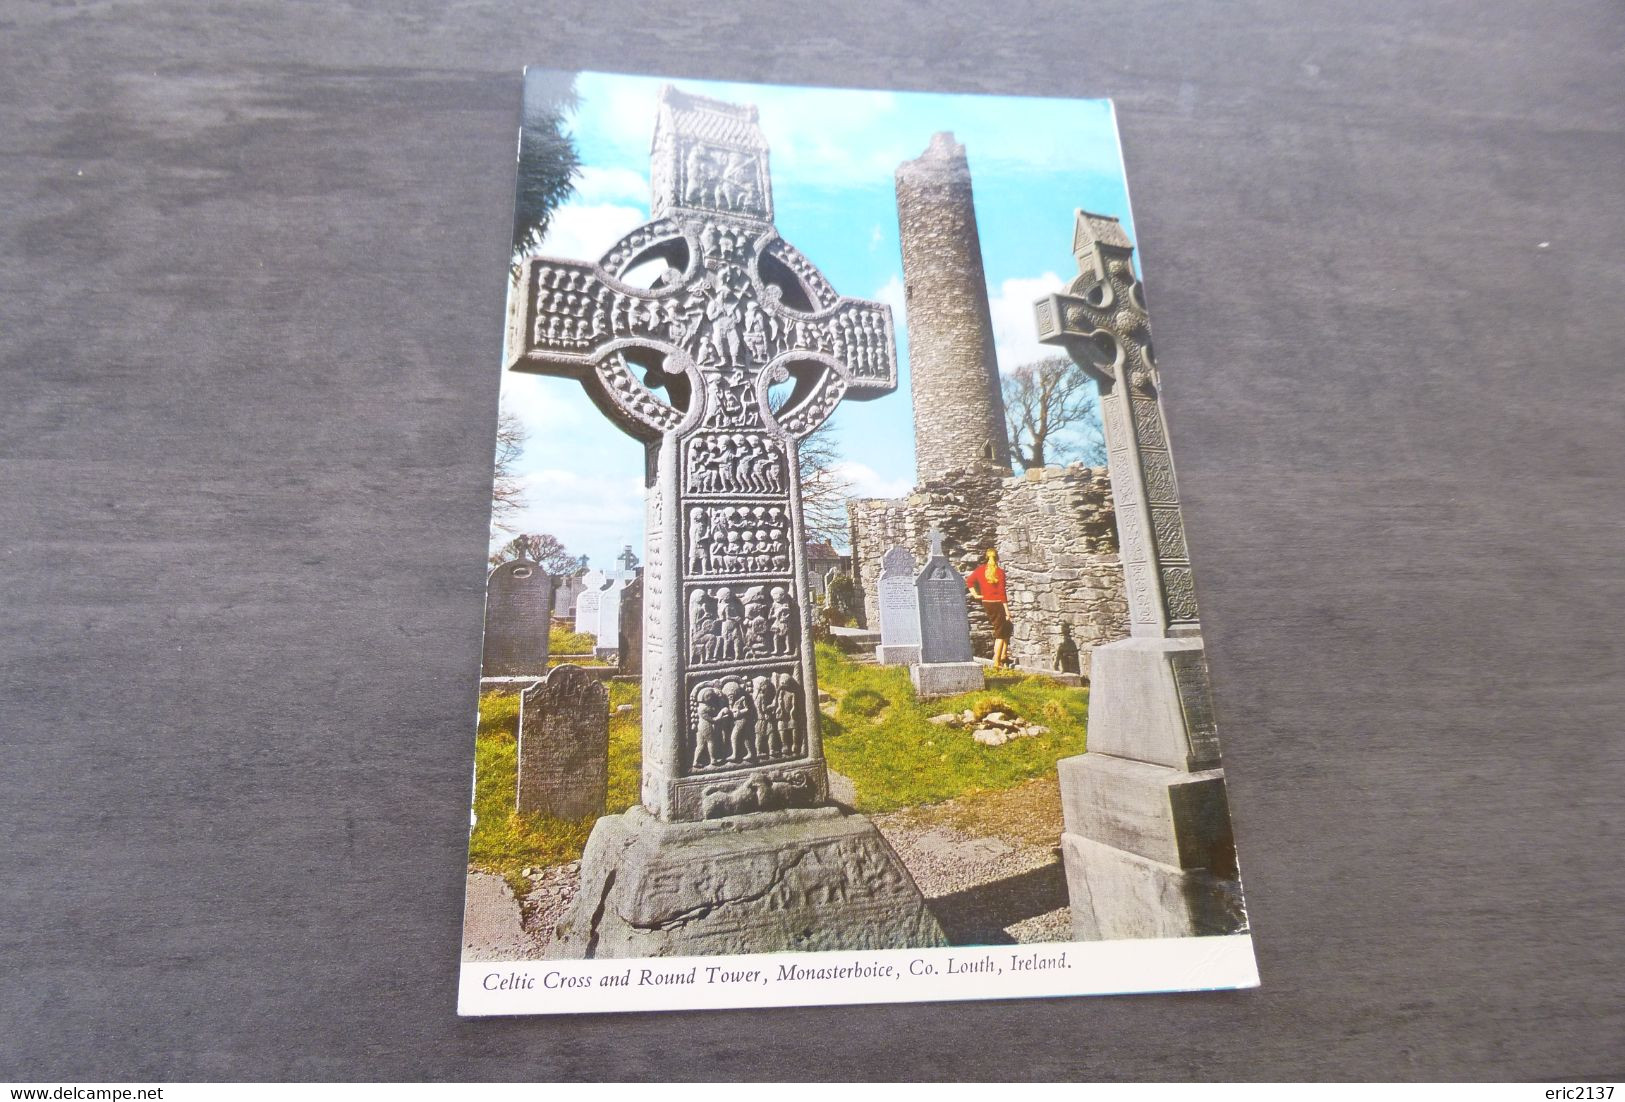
927;706;1051;747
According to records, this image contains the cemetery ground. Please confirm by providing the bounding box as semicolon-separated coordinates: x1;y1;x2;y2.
464;643;1090;958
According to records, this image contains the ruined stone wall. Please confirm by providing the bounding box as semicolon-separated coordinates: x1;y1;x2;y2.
994;465;1127;670
849;464;1126;669
895;132;1011;480
849;466;1003;648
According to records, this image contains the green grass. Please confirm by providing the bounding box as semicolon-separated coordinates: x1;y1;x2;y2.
467;680;641;894
465;648;1088;888
815;643;1088;812
548;625;597;654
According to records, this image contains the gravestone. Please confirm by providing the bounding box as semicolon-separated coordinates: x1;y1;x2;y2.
910;527;984;697
874;545;921;665
1035;210;1246;939
516;664;609;820
595;576;627;659
573;569;607;639
617;574;645;675
616;545;640;577
507;86;944;957
553;572;586;619
480;559;554;679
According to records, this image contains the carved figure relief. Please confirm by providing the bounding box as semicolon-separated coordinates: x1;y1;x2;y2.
687;584;797;665
685;505;790;575
685;432;786;496
682;588;796;666
688;671;804;772
697;769;812;819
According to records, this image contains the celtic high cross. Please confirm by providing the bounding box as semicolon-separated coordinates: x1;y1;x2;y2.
506;87;898;821
1033;211;1200;639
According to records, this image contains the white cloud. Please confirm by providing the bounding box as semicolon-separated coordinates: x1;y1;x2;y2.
833;460;912;502
874;274;907;329
536;201;647;262
988;272;1065;372
496;467;646;566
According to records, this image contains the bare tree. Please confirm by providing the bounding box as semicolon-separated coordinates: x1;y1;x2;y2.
1003;355;1107;470
490;405;527;531
796;417;852;545
489;532;582;573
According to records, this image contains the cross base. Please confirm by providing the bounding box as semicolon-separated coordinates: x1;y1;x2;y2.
550;805;947;958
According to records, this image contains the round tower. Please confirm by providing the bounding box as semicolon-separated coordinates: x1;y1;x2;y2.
895;132;1011;480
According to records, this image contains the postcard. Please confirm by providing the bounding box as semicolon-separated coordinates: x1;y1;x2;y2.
458;68;1258;1015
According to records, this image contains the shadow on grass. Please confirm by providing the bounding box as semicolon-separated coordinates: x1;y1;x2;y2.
926;858;1068;946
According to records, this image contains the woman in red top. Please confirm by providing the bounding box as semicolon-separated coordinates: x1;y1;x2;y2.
966;548;1013;670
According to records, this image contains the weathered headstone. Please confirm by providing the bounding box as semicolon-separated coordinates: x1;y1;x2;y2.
617;574;645;675
507;86;944;957
516;664;609;819
595;576;627;660
1034;210;1246;939
573;569;607;639
480;559;554;679
553;572;586;619
874;545;921;665
910;527;984;697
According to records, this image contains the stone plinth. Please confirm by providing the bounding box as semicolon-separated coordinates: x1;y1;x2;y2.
876;644;920;665
910;660;984;698
551;805;948;958
1085;637;1221;772
1060;833;1246;941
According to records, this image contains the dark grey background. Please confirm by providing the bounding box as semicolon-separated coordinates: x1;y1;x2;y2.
3;0;1621;1082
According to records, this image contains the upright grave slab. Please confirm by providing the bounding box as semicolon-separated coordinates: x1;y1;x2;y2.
480;558;554;679
617;574;645;676
554;572;586;619
874;545;921;665
573;569;607;639
516;664;609;819
1034;211;1245;939
910;527;984;697
594;576;627;660
506;87;944;957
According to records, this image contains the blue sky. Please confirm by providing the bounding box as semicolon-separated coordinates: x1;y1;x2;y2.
497;70;1136;566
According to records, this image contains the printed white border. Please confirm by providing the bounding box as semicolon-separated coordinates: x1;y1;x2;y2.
459;934;1257;1016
